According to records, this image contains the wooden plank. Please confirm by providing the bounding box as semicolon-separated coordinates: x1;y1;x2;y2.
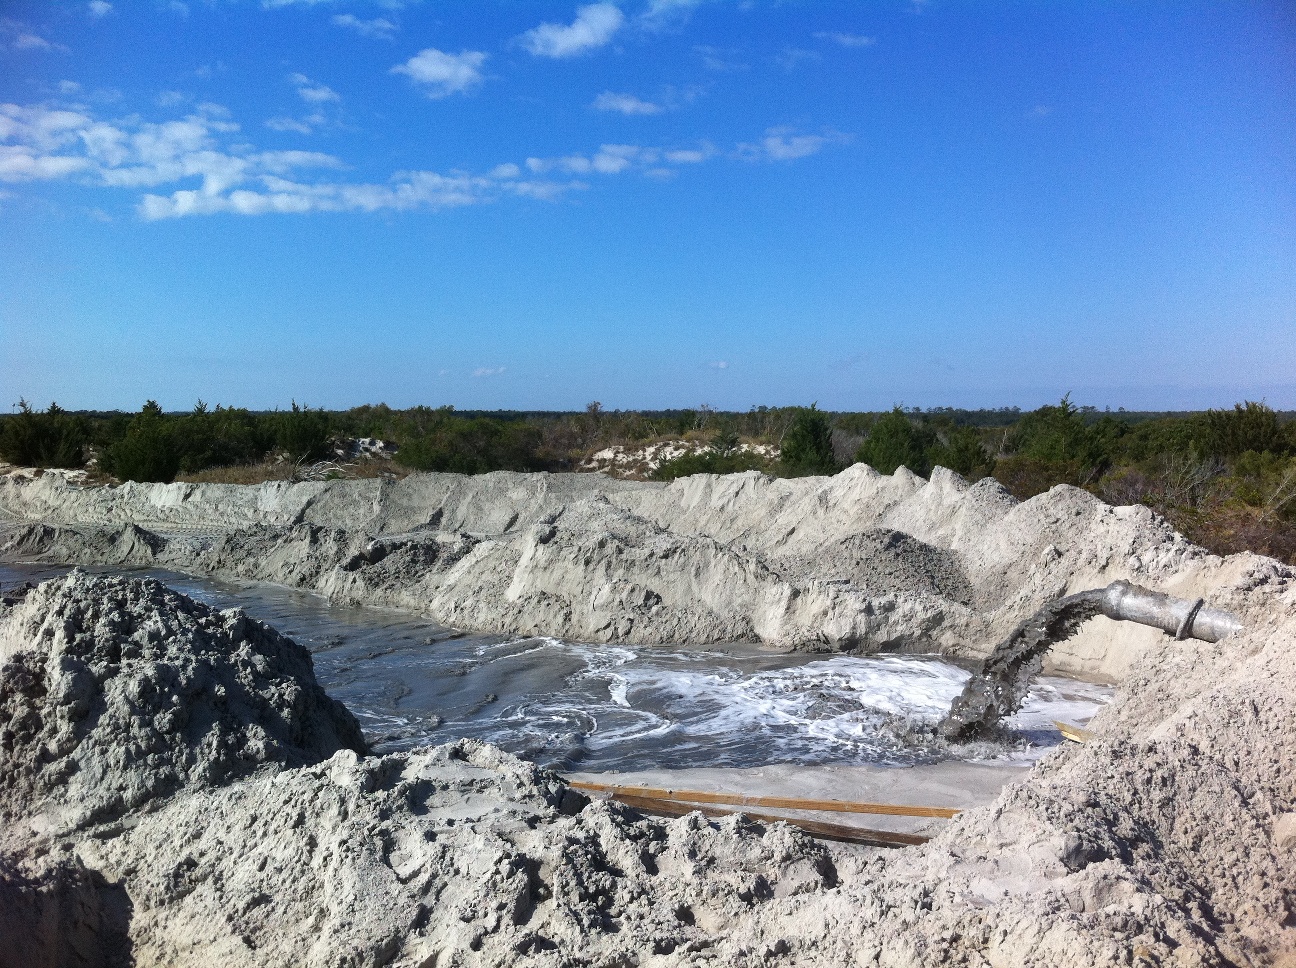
1054;720;1094;744
606;793;930;848
566;780;961;819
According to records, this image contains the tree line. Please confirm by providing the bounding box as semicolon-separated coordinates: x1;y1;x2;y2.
2;396;1293;562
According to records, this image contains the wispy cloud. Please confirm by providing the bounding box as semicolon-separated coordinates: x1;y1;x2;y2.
332;14;396;40
641;0;709;28
776;48;820;71
526;144;651;176
2;99;831;219
88;1;113;19
708;360;729;369
392;48;487;98
472;366;506;377
814;32;876;48
265;116;316;134
694;44;745;72
263;74;337;134
664;145;712;163
2;17;65;52
739;127;846;162
520;3;623;59
289;73;339;104
592;91;662;115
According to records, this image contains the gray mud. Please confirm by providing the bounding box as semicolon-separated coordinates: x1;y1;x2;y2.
940;589;1106;741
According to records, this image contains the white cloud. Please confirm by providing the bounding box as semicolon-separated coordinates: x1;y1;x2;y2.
289;73;339;103
709;361;729;369
332;14;396;40
156;90;186;107
88;2;113;18
527;144;648;176
641;0;707;27
520;3;623;59
392;49;487;98
742;127;844;162
14;32;52;50
472;367;505;377
265;116;313;134
0;99;788;219
592;91;661;115
814;31;876;48
694;44;744;72
59;80;82;94
0;148;91;182
664;146;710;163
776;48;820;71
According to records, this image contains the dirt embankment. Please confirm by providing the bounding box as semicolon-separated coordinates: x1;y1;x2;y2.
0;466;1266;680
0;568;1293;967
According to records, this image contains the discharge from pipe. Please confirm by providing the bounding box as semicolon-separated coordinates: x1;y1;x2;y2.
939;581;1242;742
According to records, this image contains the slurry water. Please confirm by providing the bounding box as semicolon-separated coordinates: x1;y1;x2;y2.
0;562;1110;773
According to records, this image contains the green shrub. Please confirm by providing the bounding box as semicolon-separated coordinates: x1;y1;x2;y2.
991;456;1085;501
929;426;992;479
1002;396;1122;484
275;402;331;462
650;450;768;481
779;404;838;476
854;407;936;476
177;402;274;472
396;417;543;474
103;401;180;483
1196;401;1287;459
0;401;88;468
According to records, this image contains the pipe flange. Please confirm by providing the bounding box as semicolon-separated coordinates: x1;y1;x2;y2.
1176;598;1205;640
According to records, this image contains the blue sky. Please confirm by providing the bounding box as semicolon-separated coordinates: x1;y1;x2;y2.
1;1;1293;412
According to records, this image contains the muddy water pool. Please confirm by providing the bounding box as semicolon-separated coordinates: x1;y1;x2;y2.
0;562;1111;773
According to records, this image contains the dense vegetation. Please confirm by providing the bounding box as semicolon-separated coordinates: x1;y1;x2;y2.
3;397;1294;563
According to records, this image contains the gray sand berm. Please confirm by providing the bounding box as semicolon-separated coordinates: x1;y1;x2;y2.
0;465;1265;679
0;465;1293;966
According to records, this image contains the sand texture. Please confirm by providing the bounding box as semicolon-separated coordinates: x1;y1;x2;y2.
0;466;1268;679
0;555;1292;966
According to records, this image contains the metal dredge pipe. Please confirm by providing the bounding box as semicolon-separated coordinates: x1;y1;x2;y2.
939;581;1242;741
1099;580;1242;643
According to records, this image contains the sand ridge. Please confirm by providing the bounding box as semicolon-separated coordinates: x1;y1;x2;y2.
0;465;1261;680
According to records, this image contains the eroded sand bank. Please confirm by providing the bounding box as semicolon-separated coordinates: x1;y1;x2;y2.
0;466;1267;680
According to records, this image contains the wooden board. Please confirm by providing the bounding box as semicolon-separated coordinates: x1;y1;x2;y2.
1054;720;1094;744
606;792;931;848
566;780;961;819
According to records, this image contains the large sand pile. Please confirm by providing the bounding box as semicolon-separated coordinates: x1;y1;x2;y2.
0;466;1263;679
0;568;1292;967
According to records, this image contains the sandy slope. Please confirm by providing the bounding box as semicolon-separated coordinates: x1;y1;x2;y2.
0;466;1266;679
0;560;1292;967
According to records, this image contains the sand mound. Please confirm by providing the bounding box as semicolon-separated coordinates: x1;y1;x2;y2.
0;572;365;834
0;568;1292;967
